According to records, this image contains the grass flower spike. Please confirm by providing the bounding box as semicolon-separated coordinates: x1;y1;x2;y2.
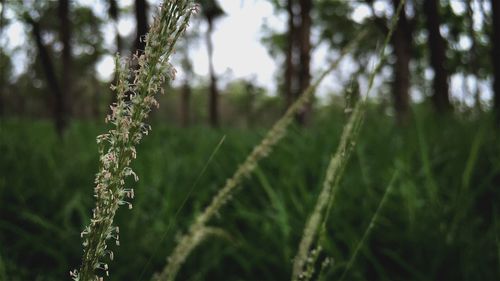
71;1;196;280
291;1;405;280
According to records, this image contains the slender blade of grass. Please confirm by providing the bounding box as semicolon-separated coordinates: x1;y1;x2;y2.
338;170;399;281
137;135;226;281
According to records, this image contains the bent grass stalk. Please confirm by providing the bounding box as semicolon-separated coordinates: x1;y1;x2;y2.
71;1;196;280
338;170;399;281
154;31;368;281
291;1;405;280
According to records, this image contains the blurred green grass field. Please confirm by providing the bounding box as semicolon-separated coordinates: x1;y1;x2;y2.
0;107;499;280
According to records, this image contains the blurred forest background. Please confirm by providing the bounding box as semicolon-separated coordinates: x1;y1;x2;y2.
1;0;499;128
1;0;500;280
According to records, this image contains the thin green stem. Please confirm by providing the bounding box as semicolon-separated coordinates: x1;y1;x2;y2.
339;170;399;281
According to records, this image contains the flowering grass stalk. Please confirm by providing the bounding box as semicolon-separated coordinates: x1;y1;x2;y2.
290;1;405;280
70;1;196;280
155;31;367;281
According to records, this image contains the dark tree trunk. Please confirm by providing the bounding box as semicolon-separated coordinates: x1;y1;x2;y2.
391;0;411;124
120;0;148;104
492;0;500;122
91;75;100;119
423;0;451;112
0;0;6;117
284;0;312;125
107;0;122;53
58;0;72;117
284;0;296;111
296;0;312;125
466;0;480;109
108;0;122;108
181;81;191;127
180;34;193;127
245;82;256;128
27;17;66;135
206;17;219;127
134;0;148;55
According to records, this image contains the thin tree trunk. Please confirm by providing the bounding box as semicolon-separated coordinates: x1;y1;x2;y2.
284;0;296;111
27;17;66;135
59;0;72;119
245;82;256;128
108;0;122;108
466;0;480;110
491;0;500;122
0;0;6;117
181;81;191;127
296;0;312;125
91;75;100;119
423;0;451;112
107;0;122;53
206;17;219;127
134;0;148;55
180;34;193;127
391;0;411;124
121;0;148;104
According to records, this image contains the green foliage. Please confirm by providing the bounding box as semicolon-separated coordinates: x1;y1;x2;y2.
0;107;499;280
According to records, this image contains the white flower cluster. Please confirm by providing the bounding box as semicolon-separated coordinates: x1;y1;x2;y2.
71;1;197;280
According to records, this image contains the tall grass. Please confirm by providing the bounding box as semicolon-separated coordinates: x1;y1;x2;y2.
155;31;367;281
1;111;498;280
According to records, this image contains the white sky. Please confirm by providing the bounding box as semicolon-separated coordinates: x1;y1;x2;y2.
0;0;493;106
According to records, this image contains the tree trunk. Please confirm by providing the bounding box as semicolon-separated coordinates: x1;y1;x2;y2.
491;0;500;122
0;0;6;117
58;0;72;118
423;0;451;112
466;0;480;110
391;0;411;124
120;0;148;104
107;0;122;109
107;0;122;53
0;62;4;117
284;0;296;111
27;17;66;135
296;0;312;125
206;17;219;127
181;81;191;127
134;0;148;55
180;33;193;127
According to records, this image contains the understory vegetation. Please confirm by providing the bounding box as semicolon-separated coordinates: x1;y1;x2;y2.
1;105;499;280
